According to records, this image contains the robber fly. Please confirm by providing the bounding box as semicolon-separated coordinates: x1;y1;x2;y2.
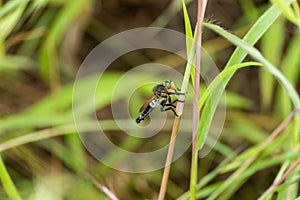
136;80;185;123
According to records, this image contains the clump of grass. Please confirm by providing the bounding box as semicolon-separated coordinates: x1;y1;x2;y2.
1;0;300;199
160;0;300;199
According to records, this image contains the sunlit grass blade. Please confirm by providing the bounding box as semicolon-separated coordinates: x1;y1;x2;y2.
198;61;261;111
182;0;195;85
196;61;261;151
182;0;193;55
203;23;300;109
271;0;298;26
226;1;293;68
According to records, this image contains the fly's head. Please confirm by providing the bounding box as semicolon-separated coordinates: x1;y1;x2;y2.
152;84;168;97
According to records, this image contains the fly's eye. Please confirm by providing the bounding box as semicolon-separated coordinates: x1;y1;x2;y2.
153;84;166;95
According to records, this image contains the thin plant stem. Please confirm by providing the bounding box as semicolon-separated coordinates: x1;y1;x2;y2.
89;175;119;200
0;154;22;200
190;0;207;199
158;19;198;200
193;0;208;196
158;1;208;198
158;119;181;200
267;156;300;192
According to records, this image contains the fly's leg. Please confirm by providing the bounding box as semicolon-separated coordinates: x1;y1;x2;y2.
160;99;168;112
169;99;184;104
167;91;186;95
160;97;183;116
163;107;178;116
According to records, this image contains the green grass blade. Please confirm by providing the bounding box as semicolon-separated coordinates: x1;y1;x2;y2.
0;154;22;200
0;0;28;40
226;1;293;68
197;61;261;150
182;0;193;55
198;61;261;111
0;0;28;18
182;0;195;85
271;0;298;25
204;23;300;109
209;151;298;200
195;1;293;151
0;55;35;72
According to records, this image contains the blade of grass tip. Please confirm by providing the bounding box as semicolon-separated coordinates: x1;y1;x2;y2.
203;23;300;110
196;62;261;153
0;154;22;200
182;0;193;54
182;0;195;85
198;62;262;111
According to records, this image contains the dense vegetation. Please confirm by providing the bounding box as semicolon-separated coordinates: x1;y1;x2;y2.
0;0;299;199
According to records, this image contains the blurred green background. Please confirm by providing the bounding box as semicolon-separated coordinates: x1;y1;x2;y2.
0;0;299;199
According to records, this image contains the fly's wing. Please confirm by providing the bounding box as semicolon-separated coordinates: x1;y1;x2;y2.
139;95;156;112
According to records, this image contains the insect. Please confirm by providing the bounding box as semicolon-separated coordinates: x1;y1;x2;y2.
136;80;185;123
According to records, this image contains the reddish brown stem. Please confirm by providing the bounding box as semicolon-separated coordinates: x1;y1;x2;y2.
267;156;300;193
158;117;180;200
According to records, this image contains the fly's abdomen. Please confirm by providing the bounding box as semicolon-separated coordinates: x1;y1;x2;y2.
136;98;159;123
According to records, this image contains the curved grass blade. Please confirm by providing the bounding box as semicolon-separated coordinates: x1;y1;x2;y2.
196;1;294;152
196;61;261;151
204;23;300;109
